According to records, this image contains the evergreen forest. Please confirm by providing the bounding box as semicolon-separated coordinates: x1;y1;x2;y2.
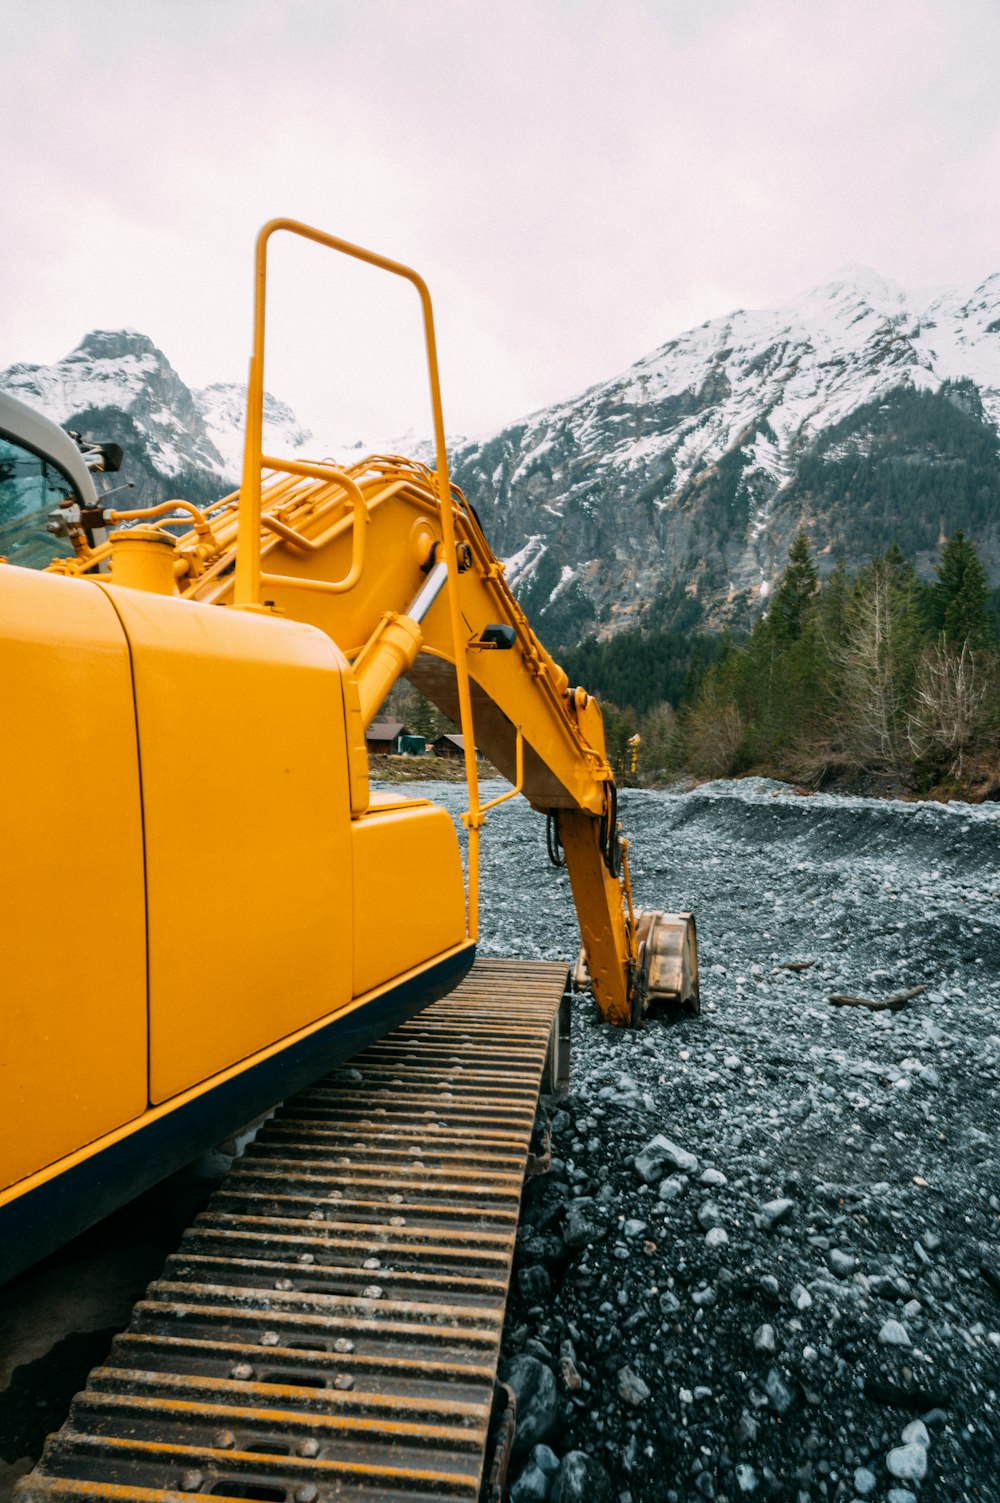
576;532;1000;801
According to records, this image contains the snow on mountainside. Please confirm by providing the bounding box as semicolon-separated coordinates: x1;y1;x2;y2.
449;266;1000;640
3;267;999;638
0;331;429;484
194;381;314;478
0;331;317;481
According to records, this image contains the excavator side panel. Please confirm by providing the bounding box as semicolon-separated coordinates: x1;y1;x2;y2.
97;586;357;1104
351;797;467;995
0;569;147;1190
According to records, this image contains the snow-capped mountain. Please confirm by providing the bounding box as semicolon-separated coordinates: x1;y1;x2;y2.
3;268;998;639
450;266;1000;639
0;331;314;481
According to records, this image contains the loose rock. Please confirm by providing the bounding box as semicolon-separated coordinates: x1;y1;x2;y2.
634;1134;699;1182
550;1450;615;1503
763;1366;795;1415
759;1198;794;1229
753;1323;776;1355
887;1442;929;1482
617;1365;650;1406
503;1355;559;1462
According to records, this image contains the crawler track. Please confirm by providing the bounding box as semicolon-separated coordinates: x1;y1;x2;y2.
17;958;570;1503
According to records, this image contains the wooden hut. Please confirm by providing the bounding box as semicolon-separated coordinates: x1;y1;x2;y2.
365;719;408;755
431;733;465;760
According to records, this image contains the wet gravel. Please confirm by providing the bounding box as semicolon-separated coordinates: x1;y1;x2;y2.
423;778;1000;1503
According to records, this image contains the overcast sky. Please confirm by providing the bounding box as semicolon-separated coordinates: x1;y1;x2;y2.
4;0;1000;445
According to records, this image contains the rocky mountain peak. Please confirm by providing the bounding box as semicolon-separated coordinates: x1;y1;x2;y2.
448;266;1000;642
0;331;318;483
69;329;164;363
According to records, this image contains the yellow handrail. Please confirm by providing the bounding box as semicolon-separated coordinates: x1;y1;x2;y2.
473;727;524;816
257;455;366;591
233;218;482;940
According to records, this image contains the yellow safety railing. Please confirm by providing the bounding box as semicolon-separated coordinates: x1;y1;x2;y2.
257;455;366;594
233;218;483;940
472;727;524;816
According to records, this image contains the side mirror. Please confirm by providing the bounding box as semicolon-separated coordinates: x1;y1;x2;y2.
69;432;124;473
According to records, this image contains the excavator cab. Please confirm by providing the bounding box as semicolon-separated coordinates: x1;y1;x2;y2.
0;392;89;566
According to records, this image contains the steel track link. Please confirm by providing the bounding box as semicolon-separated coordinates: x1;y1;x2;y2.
17;959;569;1503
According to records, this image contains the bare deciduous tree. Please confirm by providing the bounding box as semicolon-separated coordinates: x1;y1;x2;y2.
685;694;745;778
907;639;995;776
838;556;918;771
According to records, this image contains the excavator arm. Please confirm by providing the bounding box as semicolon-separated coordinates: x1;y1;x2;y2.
45;218;699;1027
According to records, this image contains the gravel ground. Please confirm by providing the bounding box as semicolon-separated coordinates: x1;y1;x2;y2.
3;780;996;1503
421;778;1000;1503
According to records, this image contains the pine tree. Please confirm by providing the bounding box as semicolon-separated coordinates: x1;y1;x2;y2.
767;531;819;643
929;531;995;649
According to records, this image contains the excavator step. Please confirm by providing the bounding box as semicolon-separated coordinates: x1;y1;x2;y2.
16;959;570;1503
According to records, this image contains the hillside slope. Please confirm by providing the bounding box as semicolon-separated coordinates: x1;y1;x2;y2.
449;269;1000;642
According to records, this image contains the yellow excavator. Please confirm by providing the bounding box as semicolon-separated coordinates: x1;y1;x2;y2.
2;220;696;1502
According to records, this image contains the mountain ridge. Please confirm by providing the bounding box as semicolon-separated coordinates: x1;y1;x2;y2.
447;265;1000;641
3;266;998;640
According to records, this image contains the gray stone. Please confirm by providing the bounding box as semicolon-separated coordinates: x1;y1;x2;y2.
853;1467;877;1496
887;1443;928;1482
735;1464;758;1494
828;1249;857;1278
737;1410;759;1444
698;1200;723;1230
887;1491;918;1503
617;1364;650;1406
658;1175;687;1200
532;1445;560;1476
760;1198;794;1229
634;1134;698;1182
753;1323;776;1355
504;1355;559;1462
563;1198;606;1249
700;1168;728;1186
900;1419;930;1448
759;1274;780;1299
791;1283;813;1311
763;1366;795;1415
551;1450;615;1503
878;1319;911;1347
510;1460;551;1503
510;1445;561;1503
705;1226;729;1248
517;1265;552;1303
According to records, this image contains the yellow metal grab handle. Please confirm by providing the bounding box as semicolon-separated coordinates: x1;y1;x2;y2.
233;217;482;940
108;499;209;527
257;455;366;591
472;727;524;817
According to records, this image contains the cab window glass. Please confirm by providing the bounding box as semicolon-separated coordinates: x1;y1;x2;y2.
0;432;79;567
